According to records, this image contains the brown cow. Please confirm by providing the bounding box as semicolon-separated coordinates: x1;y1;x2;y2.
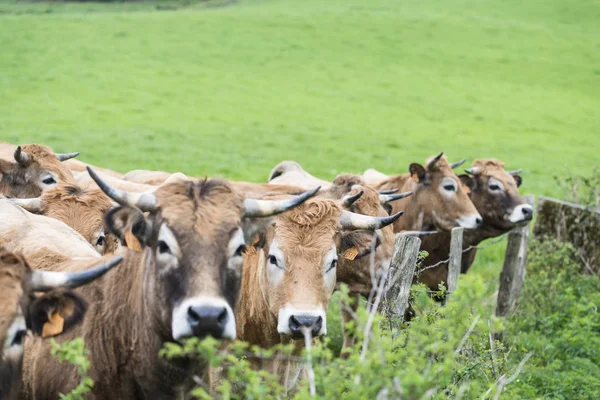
235;195;401;388
8;184;117;254
0;249;120;400
0;145;79;198
21;168;319;400
366;153;481;233
417;159;533;290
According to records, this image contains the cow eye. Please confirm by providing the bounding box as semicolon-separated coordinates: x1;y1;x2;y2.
489;184;501;191
96;235;106;247
444;184;456;192
234;244;247;257
327;259;338;272
268;255;280;268
42;177;56;185
12;330;26;346
158;240;171;254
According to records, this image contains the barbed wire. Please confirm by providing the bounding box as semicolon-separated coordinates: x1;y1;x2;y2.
416;232;510;273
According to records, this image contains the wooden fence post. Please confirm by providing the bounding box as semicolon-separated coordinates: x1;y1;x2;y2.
445;227;464;303
380;234;421;328
496;195;535;320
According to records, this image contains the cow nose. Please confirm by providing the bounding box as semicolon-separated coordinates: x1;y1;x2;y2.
522;206;533;218
475;217;482;226
187;305;228;339
288;315;323;339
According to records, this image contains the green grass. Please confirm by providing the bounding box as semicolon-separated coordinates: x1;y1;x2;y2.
1;0;598;198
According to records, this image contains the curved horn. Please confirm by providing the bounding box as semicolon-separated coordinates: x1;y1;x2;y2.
378;189;398;195
87;167;157;212
426;152;443;169
56;152;80;162
506;168;522;176
10;197;42;213
339;210;403;231
14;146;30;167
342;190;364;208
379;191;412;204
30;256;123;292
243;186;320;218
464;167;481;175
449;159;466;169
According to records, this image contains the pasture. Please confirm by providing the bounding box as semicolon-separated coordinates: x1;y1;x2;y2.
1;0;599;397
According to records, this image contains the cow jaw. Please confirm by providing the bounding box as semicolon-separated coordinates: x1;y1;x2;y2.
277;304;327;339
171;296;236;341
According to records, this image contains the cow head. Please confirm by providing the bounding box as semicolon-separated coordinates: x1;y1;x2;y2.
9;184;117;254
0;145;79;198
89;168;318;342
460;159;533;231
321;174;406;295
0;248;120;400
405;153;481;231
254;195;402;340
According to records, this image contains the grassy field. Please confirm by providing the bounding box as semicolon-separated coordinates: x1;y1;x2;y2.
1;0;598;197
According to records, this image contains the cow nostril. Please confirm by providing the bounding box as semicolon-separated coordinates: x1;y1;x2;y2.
475;217;482;226
217;308;228;325
187;307;201;326
289;315;301;331
522;207;532;216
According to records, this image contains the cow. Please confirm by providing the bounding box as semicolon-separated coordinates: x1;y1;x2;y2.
268;160;332;189
0;248;121;400
76;170;157;193
123;169;174;186
21;167;319;400
0;145;79;198
234;193;402;389
6;184;117;255
417;159;533;290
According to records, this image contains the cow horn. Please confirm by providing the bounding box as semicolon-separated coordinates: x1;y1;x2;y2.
450;159;466;169
56;152;80;162
10;197;42;213
342;190;364;208
14;146;30;166
426;152;444;169
378;189;398;195
243;186;320;218
506;168;522;175
379;191;412;205
30;256;123;292
87;167;157;212
339;210;403;231
464;167;481;175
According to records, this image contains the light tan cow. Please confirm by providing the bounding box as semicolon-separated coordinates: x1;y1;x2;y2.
0;248;121;400
123;169;173;185
0;144;79;198
21;168;319;400
268;160;332;189
234;195;401;388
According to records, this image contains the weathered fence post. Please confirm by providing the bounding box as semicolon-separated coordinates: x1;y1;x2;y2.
380;234;421;328
496;195;535;322
445;227;464;304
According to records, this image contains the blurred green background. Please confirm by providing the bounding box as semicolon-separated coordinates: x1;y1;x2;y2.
1;0;598;198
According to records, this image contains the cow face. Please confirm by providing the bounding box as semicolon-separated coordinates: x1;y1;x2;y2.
97;171;319;343
0;145;78;199
10;185;117;255
323;175;397;295
408;153;482;231
0;249;119;400
460;159;533;231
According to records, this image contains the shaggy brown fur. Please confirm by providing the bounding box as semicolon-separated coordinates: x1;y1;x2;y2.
21;179;252;400
0;144;77;198
417;159;527;290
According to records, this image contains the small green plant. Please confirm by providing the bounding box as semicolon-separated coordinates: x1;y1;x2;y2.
50;338;94;400
554;166;600;208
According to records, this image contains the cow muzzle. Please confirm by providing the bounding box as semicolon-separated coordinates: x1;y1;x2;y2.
171;297;236;341
508;204;534;224
277;304;327;339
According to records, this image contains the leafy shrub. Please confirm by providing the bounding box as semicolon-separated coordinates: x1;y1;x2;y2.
50;338;94;400
554;166;600;208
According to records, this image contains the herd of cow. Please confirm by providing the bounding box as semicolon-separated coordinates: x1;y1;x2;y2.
0;142;533;399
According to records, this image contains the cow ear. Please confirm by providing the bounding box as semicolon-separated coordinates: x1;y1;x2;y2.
104;206;151;251
458;174;476;194
242;218;274;245
513;174;522;188
27;290;87;338
409;163;427;183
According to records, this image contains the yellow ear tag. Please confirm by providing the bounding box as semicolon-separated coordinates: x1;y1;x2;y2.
342;247;359;261
42;312;65;338
245;246;257;256
411;173;420;183
125;231;142;252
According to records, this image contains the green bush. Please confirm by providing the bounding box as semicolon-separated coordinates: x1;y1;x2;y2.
50;338;94;400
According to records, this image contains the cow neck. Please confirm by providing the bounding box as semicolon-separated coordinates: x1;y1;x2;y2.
236;249;280;349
